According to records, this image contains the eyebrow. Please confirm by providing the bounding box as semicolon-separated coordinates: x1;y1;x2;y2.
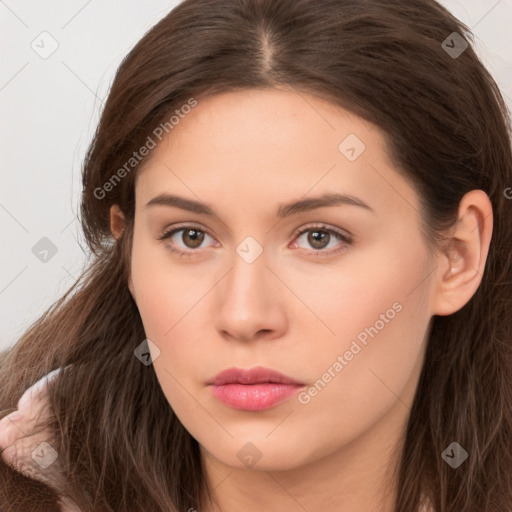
145;192;374;219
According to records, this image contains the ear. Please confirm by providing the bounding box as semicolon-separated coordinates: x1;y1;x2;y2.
431;190;493;316
110;204;125;240
109;204;136;299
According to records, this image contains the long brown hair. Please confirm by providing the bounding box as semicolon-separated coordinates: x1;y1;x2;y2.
1;0;511;510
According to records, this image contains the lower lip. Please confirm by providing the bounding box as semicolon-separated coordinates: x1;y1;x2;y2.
209;383;303;411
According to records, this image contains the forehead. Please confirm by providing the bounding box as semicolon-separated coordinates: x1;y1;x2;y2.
135;88;421;222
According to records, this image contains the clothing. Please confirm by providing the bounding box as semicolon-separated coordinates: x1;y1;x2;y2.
0;367;80;511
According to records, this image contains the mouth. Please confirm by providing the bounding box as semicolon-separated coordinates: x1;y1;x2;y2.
207;366;306;411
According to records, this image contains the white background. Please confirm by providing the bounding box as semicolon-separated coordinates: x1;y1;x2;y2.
1;0;511;351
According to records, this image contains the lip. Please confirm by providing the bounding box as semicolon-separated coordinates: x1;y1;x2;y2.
207;366;306;411
207;366;305;386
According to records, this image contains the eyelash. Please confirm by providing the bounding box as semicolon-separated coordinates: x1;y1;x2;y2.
157;224;352;259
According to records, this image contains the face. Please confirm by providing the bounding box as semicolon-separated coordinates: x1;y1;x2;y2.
127;88;436;473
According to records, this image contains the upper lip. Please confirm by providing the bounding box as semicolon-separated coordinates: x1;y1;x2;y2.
208;366;305;386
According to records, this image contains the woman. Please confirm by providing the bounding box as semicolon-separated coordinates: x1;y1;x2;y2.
1;0;511;510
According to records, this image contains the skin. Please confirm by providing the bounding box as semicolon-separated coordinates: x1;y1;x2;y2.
0;88;492;511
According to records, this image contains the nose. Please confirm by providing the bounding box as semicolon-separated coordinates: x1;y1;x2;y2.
214;247;287;343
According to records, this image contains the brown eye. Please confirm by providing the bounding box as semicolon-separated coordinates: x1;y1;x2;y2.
293;225;352;256
181;229;205;248
306;229;330;250
157;225;216;257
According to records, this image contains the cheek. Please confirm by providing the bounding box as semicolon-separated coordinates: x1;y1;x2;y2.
130;226;188;328
130;243;206;413
129;232;210;370
292;239;432;440
130;236;178;348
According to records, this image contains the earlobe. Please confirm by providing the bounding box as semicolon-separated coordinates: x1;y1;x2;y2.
431;190;493;316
